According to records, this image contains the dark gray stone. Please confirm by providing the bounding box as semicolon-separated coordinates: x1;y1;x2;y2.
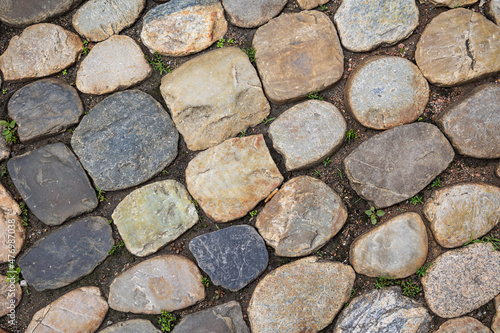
7;143;98;226
189;225;268;291
8;78;84;142
71;90;178;191
221;0;287;28
172;301;250;333
99;319;161;333
0;0;83;27
18;216;113;291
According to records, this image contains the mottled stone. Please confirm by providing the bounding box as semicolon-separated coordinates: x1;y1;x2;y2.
334;0;419;52
350;212;428;278
297;0;329;9
0;184;25;263
436;317;491;333
0;275;21;317
186;135;283;222
344;123;454;208
173;301;250;333
345;56;429;130
422;243;500;318
189;225;268;291
19;217;113;291
73;0;145;42
8;78;84;142
7;143;98;226
0;23;82;82
26;287;108;333
416;9;500;87
333;287;431;333
437;84;500;159
493;295;500;333
160;47;269;151
488;0;500;25
0;136;8;162
420;0;478;8
71;90;178;191
0;0;83;27
256;176;347;257
221;0;287;27
252;11;343;104
269;100;346;171
99;319;161;333
248;257;355;333
141;0;227;56
112;180;198;257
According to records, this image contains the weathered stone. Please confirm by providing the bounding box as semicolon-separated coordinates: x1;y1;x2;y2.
0;183;25;263
344;123;454;208
497;163;500;178
252;11;343;104
71;90;178;191
0;135;8;162
8;78;84;142
423;183;500;248
189;225;268;291
350;212;428;278
488;0;500;25
112;180;198;257
0;23;82;82
256;176;347;257
109;255;204;314
416;9;500;87
436;317;491;333
297;0;329;9
0;0;83;27
248;257;355;333
7;143;98;226
0;275;21;317
422;243;500;318
437;84;500;159
420;0;478;8
345;56;429;130
269;100;346;171
141;0;227;56
333;287;431;333
334;0;419;52
160;47;269;151
186;135;283;222
72;0;145;42
172;301;250;333
99;319;161;333
26;287;108;333
493;295;500;333
221;0;287;27
19;217;113;291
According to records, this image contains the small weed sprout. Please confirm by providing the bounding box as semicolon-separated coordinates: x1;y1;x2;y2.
313;170;322;177
0;119;17;143
465;233;500;250
0;165;6;177
417;117;423;122
6;266;21;284
337;168;343;180
158;310;177;332
307;91;323;100
62;69;68;75
145;52;172;75
375;276;421;297
365;206;384;225
1;89;7;95
323;157;331;167
375;276;393;289
345;129;358;143
319;4;327;11
409;195;423;205
108;220;113;225
161;170;169;175
201;276;210;288
82;40;90;55
431;177;441;188
215;289;225;299
262;117;275;124
216;38;226;48
249;210;258;217
96;187;106;202
108;240;125;255
416;263;432;277
239;130;247;137
19;202;29;226
242;47;256;63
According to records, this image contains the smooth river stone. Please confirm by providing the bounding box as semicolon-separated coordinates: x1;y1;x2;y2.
0;183;25;263
297;0;329;9
186;135;283;223
221;0;287;28
350;212;428;279
436;317;491;333
420;0;478;7
248;257;355;333
99;319;161;333
416;9;500;87
344;122;454;208
0;0;83;27
0;275;21;317
256;176;347;257
160;47;270;151
108;255;205;314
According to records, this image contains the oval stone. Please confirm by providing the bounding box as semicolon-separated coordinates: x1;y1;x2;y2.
0;0;83;27
436;317;491;333
221;0;286;28
99;319;161;333
0;183;25;263
419;0;478;7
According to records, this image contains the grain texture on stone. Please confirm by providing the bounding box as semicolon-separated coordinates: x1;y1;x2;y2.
0;184;25;263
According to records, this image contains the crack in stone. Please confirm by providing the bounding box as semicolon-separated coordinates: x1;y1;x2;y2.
465;38;475;71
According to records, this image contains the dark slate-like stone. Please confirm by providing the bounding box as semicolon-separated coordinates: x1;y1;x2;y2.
71;90;178;191
7;143;98;226
0;0;83;27
221;0;287;28
18;216;113;291
189;225;268;291
8;78;84;142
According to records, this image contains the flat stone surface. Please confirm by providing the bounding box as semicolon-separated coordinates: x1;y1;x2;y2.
256;176;347;257
0;275;21;317
19;216;113;292
436;317;491;333
26;287;108;333
99;319;161;333
7;143;98;226
160;47;270;151
269;100;346;171
345;56;429;130
0;183;25;263
334;0;419;52
221;0;286;28
186;135;283;222
0;0;83;27
423;183;500;248
297;0;329;9
437;84;500;159
172;301;250;333
344;122;454;208
488;0;500;25
248;257;355;333
493;295;500;333
420;0;478;7
73;0;145;42
416;9;500;87
109;255;205;314
76;35;152;95
189;225;268;291
252;11;343;104
112;180;198;257
8;78;84;142
422;243;500;318
0;23;82;82
333;287;431;333
71;90;178;191
141;0;227;56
